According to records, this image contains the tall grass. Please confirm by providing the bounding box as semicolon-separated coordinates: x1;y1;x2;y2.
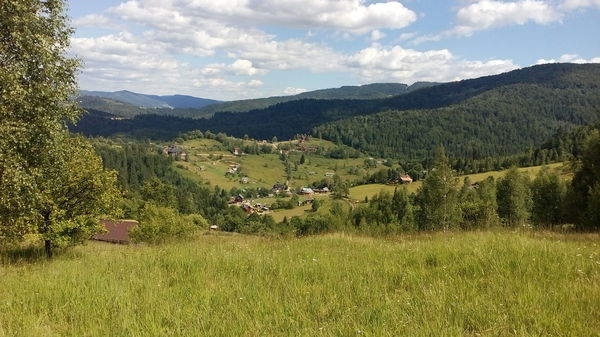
1;231;599;336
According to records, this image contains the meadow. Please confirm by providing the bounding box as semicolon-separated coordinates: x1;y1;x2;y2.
1;231;599;336
348;162;567;201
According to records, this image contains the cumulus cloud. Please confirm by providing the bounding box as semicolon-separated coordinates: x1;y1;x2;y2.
452;0;562;36
70;33;267;99
107;0;416;34
283;87;308;95
346;45;518;83
73;14;116;28
535;54;600;64
413;0;562;44
370;30;386;41
560;0;600;10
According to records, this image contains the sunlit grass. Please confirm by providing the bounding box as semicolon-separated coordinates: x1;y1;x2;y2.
1;231;598;336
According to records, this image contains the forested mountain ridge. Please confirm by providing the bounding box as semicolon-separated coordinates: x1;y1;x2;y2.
195;82;438;115
79;90;220;109
314;80;600;159
78;82;436;119
72;63;600;161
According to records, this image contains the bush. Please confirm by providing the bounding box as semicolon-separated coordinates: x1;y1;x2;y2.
130;203;207;244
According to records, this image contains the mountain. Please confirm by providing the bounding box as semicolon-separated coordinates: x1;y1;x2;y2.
79;90;220;109
76;96;150;118
145;94;220;109
195;82;438;115
72;63;600;161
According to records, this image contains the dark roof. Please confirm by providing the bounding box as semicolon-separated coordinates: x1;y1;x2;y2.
92;220;138;244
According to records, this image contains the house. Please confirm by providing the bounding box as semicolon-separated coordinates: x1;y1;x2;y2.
314;187;330;194
299;187;314;195
298;198;315;206
399;174;413;184
92;220;139;244
241;203;255;214
229;194;244;204
232;147;241;156
272;183;289;194
209;225;219;231
163;145;187;161
227;165;239;174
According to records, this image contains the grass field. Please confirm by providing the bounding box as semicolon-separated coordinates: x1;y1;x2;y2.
1;231;599;336
348;162;567;201
176;138;394;191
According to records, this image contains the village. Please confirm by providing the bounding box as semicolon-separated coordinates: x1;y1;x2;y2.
159;134;415;223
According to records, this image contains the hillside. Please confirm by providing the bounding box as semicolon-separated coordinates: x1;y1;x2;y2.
79;90;220;109
77;96;150;118
78;83;426;119
73;63;600;160
3;232;599;336
196;82;437;115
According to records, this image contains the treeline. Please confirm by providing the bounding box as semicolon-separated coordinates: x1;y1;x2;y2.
92;138;278;242
313;82;600;160
282;134;600;236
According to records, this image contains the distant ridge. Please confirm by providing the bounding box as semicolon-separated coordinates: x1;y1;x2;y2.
73;63;600;162
197;82;440;114
78;82;440;119
79;90;220;109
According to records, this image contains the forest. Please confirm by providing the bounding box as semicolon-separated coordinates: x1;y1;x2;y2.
72;63;600;163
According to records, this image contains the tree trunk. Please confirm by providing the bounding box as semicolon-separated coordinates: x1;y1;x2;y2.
44;239;53;259
42;210;53;259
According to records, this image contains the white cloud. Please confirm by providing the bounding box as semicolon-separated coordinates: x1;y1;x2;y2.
560;0;600;10
70;33;267;100
370;30;386;41
283;87;308;95
453;0;562;36
413;0;562;43
73;14;116;28
230;59;265;76
535;54;600;64
107;0;416;34
346;45;518;83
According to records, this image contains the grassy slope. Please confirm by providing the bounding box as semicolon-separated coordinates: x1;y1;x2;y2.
1;232;599;336
175;138;388;191
349;162;567;201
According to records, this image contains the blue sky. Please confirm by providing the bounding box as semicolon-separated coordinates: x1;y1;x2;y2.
68;0;600;100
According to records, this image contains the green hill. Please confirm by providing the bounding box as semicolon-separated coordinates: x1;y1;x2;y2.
3;232;599;336
73;63;600;162
196;82;437;115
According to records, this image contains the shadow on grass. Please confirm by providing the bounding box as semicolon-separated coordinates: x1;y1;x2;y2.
0;245;48;265
0;245;78;265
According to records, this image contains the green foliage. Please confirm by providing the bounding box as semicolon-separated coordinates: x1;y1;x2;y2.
2;232;599;336
414;146;460;230
531;167;566;226
351;188;415;234
569;130;600;229
311;198;320;212
130;203;206;244
0;1;121;256
496;167;532;227
139;177;177;209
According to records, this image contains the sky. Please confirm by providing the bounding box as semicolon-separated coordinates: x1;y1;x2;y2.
68;0;600;101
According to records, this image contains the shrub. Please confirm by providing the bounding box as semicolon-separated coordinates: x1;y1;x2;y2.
130;203;206;244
